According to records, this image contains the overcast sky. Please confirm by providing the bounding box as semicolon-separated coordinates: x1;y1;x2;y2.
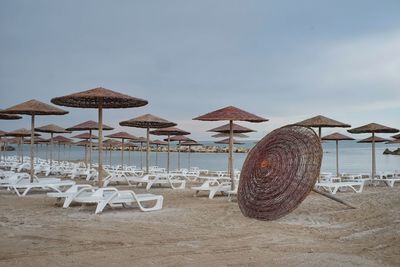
0;0;399;140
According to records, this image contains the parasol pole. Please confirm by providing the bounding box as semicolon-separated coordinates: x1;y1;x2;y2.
128;144;131;167
336;140;339;177
372;132;376;180
167;135;170;172
98;100;103;187
188;145;191;169
30;114;35;182
313;189;357;209
20;137;24;163
68;144;71;161
140;142;143;170
58;142;60;162
50;133;53;168
156;144;159;166
121;138;124;168
146;127;150;173
229;120;234;190
178;140;181;170
89;129;92;168
109;144;112;166
85;144;88;165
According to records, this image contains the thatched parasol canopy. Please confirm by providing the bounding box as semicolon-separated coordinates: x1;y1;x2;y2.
0;130;6;136
5;128;40;137
72;133;98;139
348;123;399;134
66;120;114;131
208;123;254;133
392;133;400;139
322;132;355;177
52;87;148;186
293;115;350;138
151;139;168;145
35;124;70;134
75;140;97;146
105;132;138;166
165;135;194;142
0;109;22;120
357;136;389;143
215;138;245;145
120;114;176;129
52;135;73;144
194;106;267;187
386;139;400;144
24;137;47;144
211;133;249;138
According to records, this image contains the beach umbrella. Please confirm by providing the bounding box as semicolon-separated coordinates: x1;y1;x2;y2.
150;127;190;172
150;139;168;167
35;124;71;168
72;132;98;139
358;136;389;143
164;135;194;170
215;138;245;145
0;100;68;182
72;134;98;164
321;132;354;177
293;115;351;138
0;110;22;120
129;137;148;170
391;133;400;139
24;137;47;161
51;87;148;186
180;140;203;169
208;123;255;134
124;142;137;166
103;139;122;166
105;132;137;168
211;133;249;138
349;123;399;179
119;114;176;173
5;128;41;164
52;136;72;162
67;120;114;169
194;106;267;189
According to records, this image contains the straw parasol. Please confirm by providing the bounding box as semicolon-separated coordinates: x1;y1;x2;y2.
208;123;255;133
35;124;71;168
321;132;354;177
72;132;98;139
119;114;176;173
105;132;137;168
150;139;168;166
348;123;399;179
0;100;68;181
51;87;148;186
164;135;194;170
357;136;389;143
0;109;22;120
124;142;137;166
215;138;245;145
293;115;351;138
67;120;113;169
52;135;73;162
211;133;249;138
72;133;98;164
5;128;41;163
103;139;122;166
194;106;267;189
129;137;148;169
150;127;190;172
180;140;202;169
391;133;400;139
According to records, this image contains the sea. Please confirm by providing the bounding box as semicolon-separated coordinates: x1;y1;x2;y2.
6;141;400;174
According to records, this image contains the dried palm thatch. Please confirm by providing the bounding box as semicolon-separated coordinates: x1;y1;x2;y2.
165;135;194;142
35;124;70;133
211;133;249;138
66;120;114;131
0;110;22;120
348;123;399;134
52;136;73;144
0;100;68;116
5;128;40;137
193;106;267;122
238;125;322;221
208;123;254;133
51;87;148;109
72;133;98;139
392;133;400;139
357;136;389;143
119;114;176;129
215;138;244;145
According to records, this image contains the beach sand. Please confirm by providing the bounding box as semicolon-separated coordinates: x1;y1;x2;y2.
0;184;399;267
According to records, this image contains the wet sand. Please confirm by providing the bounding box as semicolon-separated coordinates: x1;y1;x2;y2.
0;183;399;267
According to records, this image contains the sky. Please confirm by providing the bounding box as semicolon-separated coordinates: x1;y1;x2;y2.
0;0;399;141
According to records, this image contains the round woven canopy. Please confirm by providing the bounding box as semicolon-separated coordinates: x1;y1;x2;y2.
103;139;122;146
5;128;40;137
238;125;322;221
386;139;400;144
294;115;350;128
35;124;71;134
24;137;46;144
348;123;399;134
321;132;354;141
392;133;400;139
181;140;202;146
215;138;244;145
208;123;255;133
0;110;22;120
0;99;68;116
66;120;114;131
357;136;389;143
151;139;168;145
150;127;190;136
211;133;249;138
130;136;147;143
165;135;194;142
193;106;267;122
72;133;98;139
52;136;73;144
51;87;148;109
119;114;176;129
75;140;97;146
105;131;137;140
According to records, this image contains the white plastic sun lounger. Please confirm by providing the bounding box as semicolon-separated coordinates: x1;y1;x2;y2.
192;180;232;199
145;173;186;190
315;181;364;194
63;187;163;214
1;179;75;197
47;184;96;199
374;173;400;188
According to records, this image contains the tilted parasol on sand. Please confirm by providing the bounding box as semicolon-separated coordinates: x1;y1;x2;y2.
348;123;399;179
120;114;176;173
321;132;354;177
150;127;190;172
194;106;267;189
0;100;68;182
51;87;148;186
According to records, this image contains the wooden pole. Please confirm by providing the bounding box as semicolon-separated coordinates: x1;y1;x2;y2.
121;138;124;168
89;129;92;168
372;132;376;180
313;189;357;209
30;114;35;182
20;137;24;163
229;120;234;190
188;145;191;169
156;144;159;166
50;133;53;168
146;127;150;173
98;101;103;187
167;135;170;172
140;142;143;170
178;140;181;170
336;140;339;177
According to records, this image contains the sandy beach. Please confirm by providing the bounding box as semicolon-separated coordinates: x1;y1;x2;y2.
0;183;399;267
